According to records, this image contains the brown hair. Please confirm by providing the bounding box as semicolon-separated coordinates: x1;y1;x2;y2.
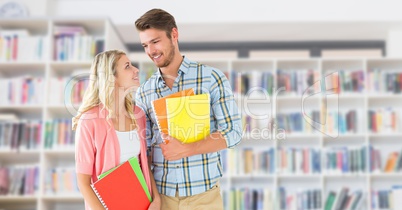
135;8;177;39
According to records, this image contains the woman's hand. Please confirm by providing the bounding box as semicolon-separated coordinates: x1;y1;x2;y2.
148;195;161;210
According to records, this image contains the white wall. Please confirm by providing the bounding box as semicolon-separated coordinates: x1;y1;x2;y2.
48;0;402;24
1;0;48;16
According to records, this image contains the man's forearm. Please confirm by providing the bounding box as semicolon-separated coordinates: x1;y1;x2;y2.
160;132;230;161
185;132;228;157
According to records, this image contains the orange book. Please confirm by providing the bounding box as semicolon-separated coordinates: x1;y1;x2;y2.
384;152;399;172
151;88;194;135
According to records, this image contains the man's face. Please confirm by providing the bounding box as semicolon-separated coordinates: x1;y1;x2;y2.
139;28;176;68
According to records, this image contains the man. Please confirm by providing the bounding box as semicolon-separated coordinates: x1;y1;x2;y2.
135;8;242;210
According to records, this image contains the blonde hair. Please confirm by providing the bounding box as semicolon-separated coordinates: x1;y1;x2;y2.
72;49;136;130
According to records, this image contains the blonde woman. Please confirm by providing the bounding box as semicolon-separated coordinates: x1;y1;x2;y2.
72;50;161;210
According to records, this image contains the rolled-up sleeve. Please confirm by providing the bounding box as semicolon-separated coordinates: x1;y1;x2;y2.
210;70;242;148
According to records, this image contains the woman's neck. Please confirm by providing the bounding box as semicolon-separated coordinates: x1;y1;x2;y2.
109;89;136;131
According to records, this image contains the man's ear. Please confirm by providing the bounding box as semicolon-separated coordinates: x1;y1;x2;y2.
171;28;179;41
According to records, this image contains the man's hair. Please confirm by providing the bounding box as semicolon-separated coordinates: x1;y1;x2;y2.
135;8;178;39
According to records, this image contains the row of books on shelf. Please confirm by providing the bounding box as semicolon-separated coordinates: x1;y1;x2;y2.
0;74;89;106
44;167;79;195
0;166;80;197
242;110;358;136
367;69;402;94
276;111;320;134
0;26;105;62
326;70;365;94
0;29;47;62
0;165;39;196
224;187;363;210
324;187;363;210
0;120;42;151
0;72;399;108
370;146;402;173
228;69;402;96
49;76;88;106
0;117;76;151
53;25;104;61
44;119;75;149
324;147;366;174
278;188;322;210
223;188;273;210
368;108;399;133
277;69;320;96
242;148;275;174
230;71;274;96
222;147;402;175
0;76;45;106
277;148;321;174
371;186;402;209
323;110;359;135
54;35;104;62
242;108;399;135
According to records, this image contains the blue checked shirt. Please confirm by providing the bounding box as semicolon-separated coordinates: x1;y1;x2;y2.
135;56;242;197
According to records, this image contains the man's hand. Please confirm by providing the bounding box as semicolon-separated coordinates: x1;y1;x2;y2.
159;134;194;161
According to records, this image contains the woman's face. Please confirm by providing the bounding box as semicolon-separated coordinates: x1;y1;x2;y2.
114;54;140;90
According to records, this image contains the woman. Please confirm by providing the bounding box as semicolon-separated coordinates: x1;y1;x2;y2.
72;50;161;210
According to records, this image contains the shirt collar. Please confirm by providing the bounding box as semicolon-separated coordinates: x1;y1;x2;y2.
178;56;191;75
155;56;191;83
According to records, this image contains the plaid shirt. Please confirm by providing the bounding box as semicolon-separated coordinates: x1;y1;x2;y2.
135;56;242;197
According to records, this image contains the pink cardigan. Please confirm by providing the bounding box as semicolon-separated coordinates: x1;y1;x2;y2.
75;105;152;209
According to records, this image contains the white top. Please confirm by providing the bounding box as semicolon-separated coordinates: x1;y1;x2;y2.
115;129;140;164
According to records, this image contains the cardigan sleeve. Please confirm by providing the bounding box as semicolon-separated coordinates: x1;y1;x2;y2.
75;118;96;175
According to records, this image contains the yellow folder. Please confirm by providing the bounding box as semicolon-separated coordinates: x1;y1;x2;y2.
151;89;194;135
165;93;210;143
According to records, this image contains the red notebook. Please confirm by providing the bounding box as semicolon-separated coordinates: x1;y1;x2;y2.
91;158;151;210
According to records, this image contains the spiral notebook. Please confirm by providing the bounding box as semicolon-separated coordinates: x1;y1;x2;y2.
91;157;151;210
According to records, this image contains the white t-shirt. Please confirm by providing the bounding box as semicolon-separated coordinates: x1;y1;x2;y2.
115;129;140;164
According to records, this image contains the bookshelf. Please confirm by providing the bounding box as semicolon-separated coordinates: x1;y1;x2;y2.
136;57;402;210
1;17;401;209
0;17;127;210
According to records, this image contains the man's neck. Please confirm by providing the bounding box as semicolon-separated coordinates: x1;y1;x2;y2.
160;55;184;89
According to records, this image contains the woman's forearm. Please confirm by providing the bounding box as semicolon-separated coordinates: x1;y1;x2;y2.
77;173;105;210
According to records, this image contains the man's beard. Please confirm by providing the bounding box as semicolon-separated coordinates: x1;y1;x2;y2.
156;43;175;68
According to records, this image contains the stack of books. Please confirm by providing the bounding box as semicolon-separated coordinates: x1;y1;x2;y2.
91;157;152;210
152;88;210;144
